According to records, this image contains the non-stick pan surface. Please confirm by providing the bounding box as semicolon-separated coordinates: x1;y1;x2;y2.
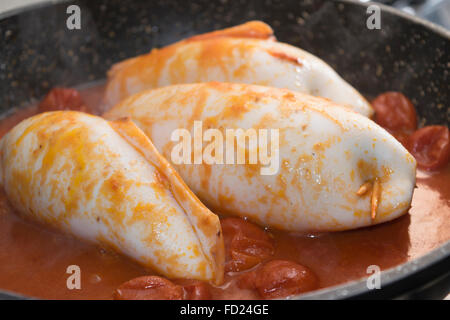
0;0;449;299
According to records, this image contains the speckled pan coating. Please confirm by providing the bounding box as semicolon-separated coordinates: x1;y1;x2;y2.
0;0;448;125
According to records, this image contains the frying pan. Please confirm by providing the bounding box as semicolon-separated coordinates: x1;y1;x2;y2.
0;0;449;299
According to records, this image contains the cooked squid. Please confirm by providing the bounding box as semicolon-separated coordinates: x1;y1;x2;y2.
103;21;373;117
0;111;224;284
104;82;416;232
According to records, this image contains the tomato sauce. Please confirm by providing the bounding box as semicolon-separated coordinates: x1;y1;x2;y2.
0;84;448;299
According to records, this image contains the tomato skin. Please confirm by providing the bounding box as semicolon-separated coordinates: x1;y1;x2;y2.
221;218;274;272
238;260;318;299
372;92;417;134
182;281;212;300
237;269;258;290
113;276;184;300
390;131;410;148
407;125;450;171
38;88;86;113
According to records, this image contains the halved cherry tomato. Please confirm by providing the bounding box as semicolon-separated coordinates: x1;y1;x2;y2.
372;92;417;134
221;217;274;272
113;276;184;300
237;260;319;299
407;125;450;171
182;281;212;300
38;87;86;113
253;260;318;299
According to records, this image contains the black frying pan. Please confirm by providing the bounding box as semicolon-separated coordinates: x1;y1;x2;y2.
0;0;449;299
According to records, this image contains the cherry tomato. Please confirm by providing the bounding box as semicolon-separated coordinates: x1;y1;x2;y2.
182;281;212;300
38;87;86;113
254;260;318;299
407;125;450;170
113;276;184;300
372;92;417;134
221;218;274;272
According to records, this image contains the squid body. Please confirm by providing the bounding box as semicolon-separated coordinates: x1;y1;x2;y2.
103;21;373;117
104;82;416;232
0;111;224;284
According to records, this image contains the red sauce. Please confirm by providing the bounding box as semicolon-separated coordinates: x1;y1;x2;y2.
0;84;448;299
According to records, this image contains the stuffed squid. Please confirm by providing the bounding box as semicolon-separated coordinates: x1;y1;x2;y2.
0;111;224;284
103;21;373;117
104;82;416;232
